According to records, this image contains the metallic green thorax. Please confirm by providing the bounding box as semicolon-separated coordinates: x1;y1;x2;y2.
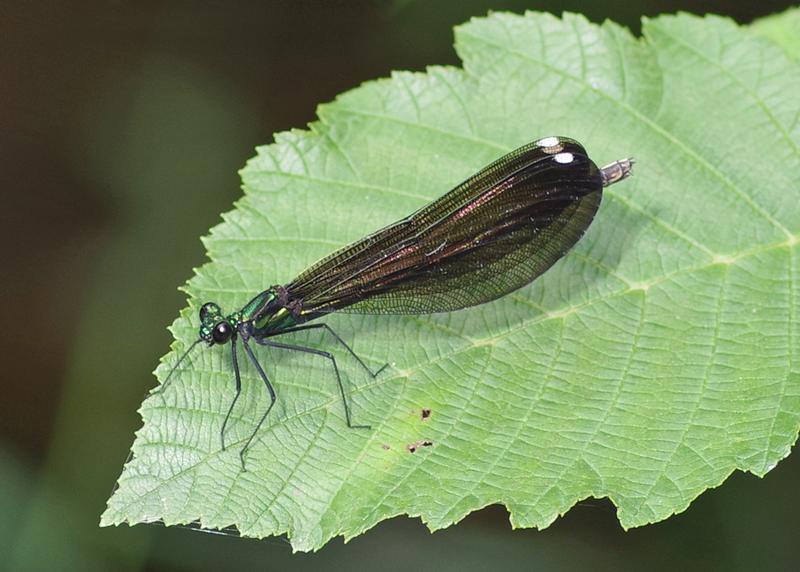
244;288;302;334
241;290;276;322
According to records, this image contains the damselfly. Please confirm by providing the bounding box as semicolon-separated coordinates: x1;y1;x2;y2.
156;136;633;469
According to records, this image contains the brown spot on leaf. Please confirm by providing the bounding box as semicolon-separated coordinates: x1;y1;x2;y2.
421;408;431;420
406;439;434;453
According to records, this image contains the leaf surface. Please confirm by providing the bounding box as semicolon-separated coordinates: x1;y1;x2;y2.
103;11;800;551
751;6;800;60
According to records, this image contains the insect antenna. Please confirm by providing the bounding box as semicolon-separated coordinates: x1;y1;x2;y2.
149;338;203;397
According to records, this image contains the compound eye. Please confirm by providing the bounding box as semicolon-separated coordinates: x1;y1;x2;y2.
200;302;220;321
212;321;233;344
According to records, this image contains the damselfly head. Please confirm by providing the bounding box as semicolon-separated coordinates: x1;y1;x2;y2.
199;301;233;345
200;302;222;322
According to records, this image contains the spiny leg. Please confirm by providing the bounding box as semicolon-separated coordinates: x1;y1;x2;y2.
254;337;371;430
240;338;277;471
220;337;243;451
267;323;388;377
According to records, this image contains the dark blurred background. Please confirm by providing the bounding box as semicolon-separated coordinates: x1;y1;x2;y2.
1;1;797;570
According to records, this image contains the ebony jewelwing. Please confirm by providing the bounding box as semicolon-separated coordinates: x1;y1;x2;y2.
155;136;633;469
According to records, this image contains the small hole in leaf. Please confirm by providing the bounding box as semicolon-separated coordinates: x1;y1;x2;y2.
421;408;431;420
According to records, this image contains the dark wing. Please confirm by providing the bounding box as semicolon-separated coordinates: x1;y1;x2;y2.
288;137;603;316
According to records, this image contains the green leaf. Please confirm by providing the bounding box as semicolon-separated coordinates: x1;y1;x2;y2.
750;6;800;60
102;11;800;551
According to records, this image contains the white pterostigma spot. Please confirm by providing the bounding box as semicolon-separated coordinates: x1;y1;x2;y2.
537;136;560;148
554;152;574;164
